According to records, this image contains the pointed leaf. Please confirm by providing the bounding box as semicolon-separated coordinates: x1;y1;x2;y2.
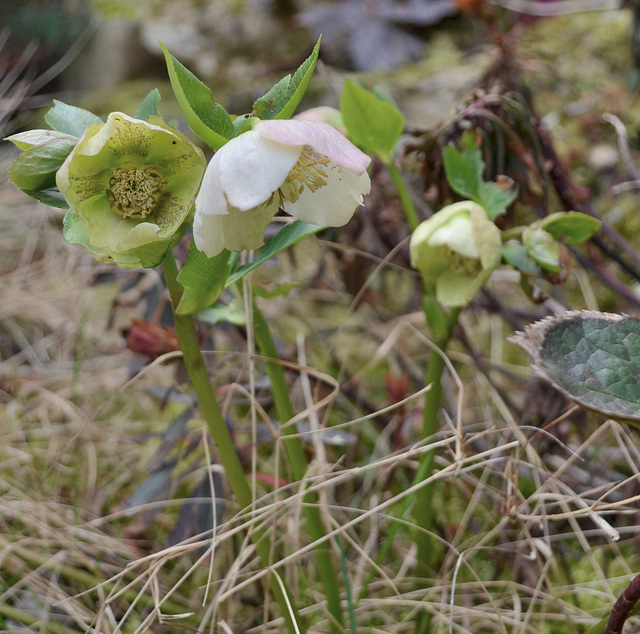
176;241;231;315
340;80;404;163
161;43;234;150
134;88;161;120
443;132;517;220
253;37;321;120
9;138;77;191
510;311;640;423
5;129;78;150
226;220;323;287
45;100;103;137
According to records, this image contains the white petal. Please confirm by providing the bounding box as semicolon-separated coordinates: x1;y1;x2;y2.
257;120;371;174
195;153;229;217
194;200;279;257
428;213;478;258
282;160;371;226
217;130;301;211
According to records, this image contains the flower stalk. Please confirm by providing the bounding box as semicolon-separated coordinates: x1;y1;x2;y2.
252;303;345;633
161;251;301;634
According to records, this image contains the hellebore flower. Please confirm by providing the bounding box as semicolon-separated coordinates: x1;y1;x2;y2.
193;119;371;257
57;112;206;267
410;201;502;307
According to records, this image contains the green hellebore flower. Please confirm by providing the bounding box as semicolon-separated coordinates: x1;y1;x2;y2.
57;112;206;267
410;201;502;307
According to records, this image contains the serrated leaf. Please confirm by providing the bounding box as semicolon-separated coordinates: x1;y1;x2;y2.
510;311;640;423
253;37;321;120
161;43;234;150
134;88;161;120
226;220;323;287
9;138;77;191
523;228;561;272
176;241;231;315
539;211;601;245
340;80;404;163
45;100;103;137
443;132;517;220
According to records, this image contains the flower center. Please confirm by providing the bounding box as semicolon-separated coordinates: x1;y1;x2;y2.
444;247;481;275
107;163;165;219
278;146;331;205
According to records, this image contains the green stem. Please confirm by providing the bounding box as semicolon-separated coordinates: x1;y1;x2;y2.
252;303;345;633
414;300;460;634
385;160;420;231
162;252;300;634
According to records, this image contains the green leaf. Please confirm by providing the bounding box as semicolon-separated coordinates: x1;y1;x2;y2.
17;187;69;209
226;220;324;287
539;211;601;245
9;138;77;191
443;132;518;220
501;242;543;276
45;100;103;137
161;43;234;150
197;301;246;326
510;311;640;423
523;228;561;272
176;241;231;315
134;88;161;120
340;80;404;163
5;129;78;150
253;37;321;120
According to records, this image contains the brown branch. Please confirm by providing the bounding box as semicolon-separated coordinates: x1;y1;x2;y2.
606;573;640;634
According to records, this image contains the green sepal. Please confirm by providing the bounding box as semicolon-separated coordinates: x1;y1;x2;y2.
62;209;173;268
252;36;321;120
502;242;543;276
523;228;561;272
340;80;404;164
45;100;103;137
176;241;231;315
134;88;162;120
443;131;518;220
9;137;77;191
161;42;235;150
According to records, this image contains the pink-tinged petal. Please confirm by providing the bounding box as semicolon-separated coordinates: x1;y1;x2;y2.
283;160;370;226
256;120;371;174
216;130;301;211
194;200;279;257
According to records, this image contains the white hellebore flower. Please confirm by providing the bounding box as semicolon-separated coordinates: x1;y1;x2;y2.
194;119;371;257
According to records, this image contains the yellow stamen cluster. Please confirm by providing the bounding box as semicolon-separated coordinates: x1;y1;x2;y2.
107;163;165;219
279;146;330;204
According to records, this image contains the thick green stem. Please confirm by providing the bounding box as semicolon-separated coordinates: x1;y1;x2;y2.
162;252;300;634
386;160;420;232
252;303;345;633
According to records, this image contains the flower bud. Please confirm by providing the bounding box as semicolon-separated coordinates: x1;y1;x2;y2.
410;201;501;307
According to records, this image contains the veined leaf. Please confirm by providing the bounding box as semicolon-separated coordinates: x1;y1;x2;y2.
161;43;234;150
253;37;321;120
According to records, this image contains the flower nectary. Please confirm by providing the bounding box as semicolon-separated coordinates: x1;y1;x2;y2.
57;112;206;267
193;119;371;258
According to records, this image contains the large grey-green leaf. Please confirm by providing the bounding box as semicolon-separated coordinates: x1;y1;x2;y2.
509;311;640;423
